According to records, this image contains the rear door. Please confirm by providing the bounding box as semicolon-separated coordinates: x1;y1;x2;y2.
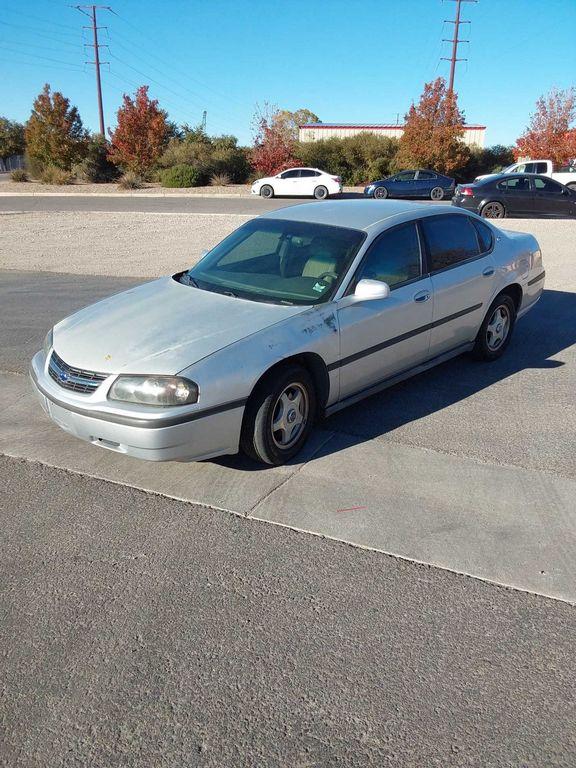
336;222;433;400
532;176;570;215
298;169;320;195
496;176;534;215
414;170;436;196
421;214;496;357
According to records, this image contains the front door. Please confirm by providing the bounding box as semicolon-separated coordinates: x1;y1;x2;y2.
337;221;433;400
390;170;417;198
532;176;570;216
275;169;301;196
420;214;496;356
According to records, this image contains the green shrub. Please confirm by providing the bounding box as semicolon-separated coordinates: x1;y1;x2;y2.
10;168;28;182
295;133;399;185
209;171;231;186
40;164;73;185
161;164;203;188
118;171;143;190
73;135;120;183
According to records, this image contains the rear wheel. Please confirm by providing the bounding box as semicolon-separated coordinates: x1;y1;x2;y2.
374;186;388;199
260;184;274;199
430;186;444;200
313;185;329;200
480;201;505;219
472;294;516;361
240;365;317;465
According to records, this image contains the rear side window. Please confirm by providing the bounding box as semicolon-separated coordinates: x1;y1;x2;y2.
421;215;480;271
418;171;436;180
300;170;316;178
498;177;530;191
471;219;494;254
535;162;549;174
356;223;422;288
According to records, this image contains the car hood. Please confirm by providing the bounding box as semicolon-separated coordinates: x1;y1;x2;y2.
53;276;307;375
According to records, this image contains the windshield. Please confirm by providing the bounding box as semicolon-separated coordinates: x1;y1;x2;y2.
182;219;366;305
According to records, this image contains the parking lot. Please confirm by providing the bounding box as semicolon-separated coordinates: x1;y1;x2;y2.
1;199;575;765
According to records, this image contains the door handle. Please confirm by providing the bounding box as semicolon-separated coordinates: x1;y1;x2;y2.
414;290;431;302
482;267;495;277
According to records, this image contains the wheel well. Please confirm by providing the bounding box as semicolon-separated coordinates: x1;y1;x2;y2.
498;283;523;311
249;353;331;412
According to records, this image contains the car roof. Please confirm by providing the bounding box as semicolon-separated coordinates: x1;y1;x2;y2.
259;199;456;232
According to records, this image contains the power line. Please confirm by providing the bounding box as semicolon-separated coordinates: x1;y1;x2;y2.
441;0;477;94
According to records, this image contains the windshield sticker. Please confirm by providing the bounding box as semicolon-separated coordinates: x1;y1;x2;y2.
312;282;326;293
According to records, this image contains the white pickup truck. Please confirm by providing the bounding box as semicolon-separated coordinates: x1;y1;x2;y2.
475;159;576;188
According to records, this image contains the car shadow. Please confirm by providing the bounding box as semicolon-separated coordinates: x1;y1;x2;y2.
214;289;575;470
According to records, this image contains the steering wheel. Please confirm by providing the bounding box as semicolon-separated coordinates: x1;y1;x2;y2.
316;271;338;284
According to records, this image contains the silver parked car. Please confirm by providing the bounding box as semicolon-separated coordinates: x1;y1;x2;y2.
31;201;545;465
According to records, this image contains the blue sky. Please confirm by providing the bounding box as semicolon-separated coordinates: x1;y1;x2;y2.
2;0;575;147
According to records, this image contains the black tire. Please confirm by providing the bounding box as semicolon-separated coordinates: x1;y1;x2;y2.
260;184;274;199
374;186;388;199
480;201;505;219
313;185;329;200
430;186;444;200
240;365;317;465
472;294;516;361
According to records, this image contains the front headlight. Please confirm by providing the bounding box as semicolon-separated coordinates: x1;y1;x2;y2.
108;375;199;407
43;329;53;357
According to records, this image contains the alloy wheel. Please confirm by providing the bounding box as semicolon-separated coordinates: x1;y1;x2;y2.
431;186;444;200
486;305;511;351
271;383;309;449
482;202;505;218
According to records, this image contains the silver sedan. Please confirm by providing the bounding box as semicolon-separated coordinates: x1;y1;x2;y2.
30;200;545;465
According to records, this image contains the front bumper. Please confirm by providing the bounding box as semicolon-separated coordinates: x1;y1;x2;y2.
29;351;244;462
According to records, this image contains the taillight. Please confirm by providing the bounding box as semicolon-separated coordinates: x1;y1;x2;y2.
461;186;474;196
332;176;341;183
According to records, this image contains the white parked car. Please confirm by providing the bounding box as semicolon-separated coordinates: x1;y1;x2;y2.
475;159;576;189
251;167;342;200
31;201;544;466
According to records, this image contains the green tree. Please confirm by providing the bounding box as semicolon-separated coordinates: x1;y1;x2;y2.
272;108;320;142
25;84;87;172
394;77;469;175
0;118;25;159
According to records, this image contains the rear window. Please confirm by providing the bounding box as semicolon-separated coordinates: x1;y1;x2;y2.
421;215;480;272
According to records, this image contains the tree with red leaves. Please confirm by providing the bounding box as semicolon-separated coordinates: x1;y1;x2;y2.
515;88;576;166
25;84;87;170
251;104;297;177
108;86;168;175
393;77;469;175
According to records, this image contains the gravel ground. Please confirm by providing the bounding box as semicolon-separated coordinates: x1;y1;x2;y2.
0;210;573;278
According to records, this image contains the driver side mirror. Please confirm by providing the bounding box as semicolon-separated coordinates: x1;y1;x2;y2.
353;279;390;301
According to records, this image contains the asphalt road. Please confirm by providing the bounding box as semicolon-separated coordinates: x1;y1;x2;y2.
2;455;575;768
0;193;447;215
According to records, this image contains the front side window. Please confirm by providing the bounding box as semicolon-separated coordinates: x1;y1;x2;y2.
395;171;416;181
534;177;563;194
280;170;300;179
184;219;365;305
355;223;422;288
422;215;480;272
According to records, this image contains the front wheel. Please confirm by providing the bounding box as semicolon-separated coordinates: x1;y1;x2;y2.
240;365;317;465
313;185;329;200
430;186;444;200
472;294;516;361
260;184;274;199
480;201;505;219
374;186;388;199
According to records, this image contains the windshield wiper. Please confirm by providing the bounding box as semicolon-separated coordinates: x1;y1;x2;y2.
180;273;199;288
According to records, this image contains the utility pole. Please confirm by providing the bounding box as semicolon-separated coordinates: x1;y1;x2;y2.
74;5;112;135
201;110;207;132
441;0;477;94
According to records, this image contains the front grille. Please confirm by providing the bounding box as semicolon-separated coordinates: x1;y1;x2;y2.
48;350;108;394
